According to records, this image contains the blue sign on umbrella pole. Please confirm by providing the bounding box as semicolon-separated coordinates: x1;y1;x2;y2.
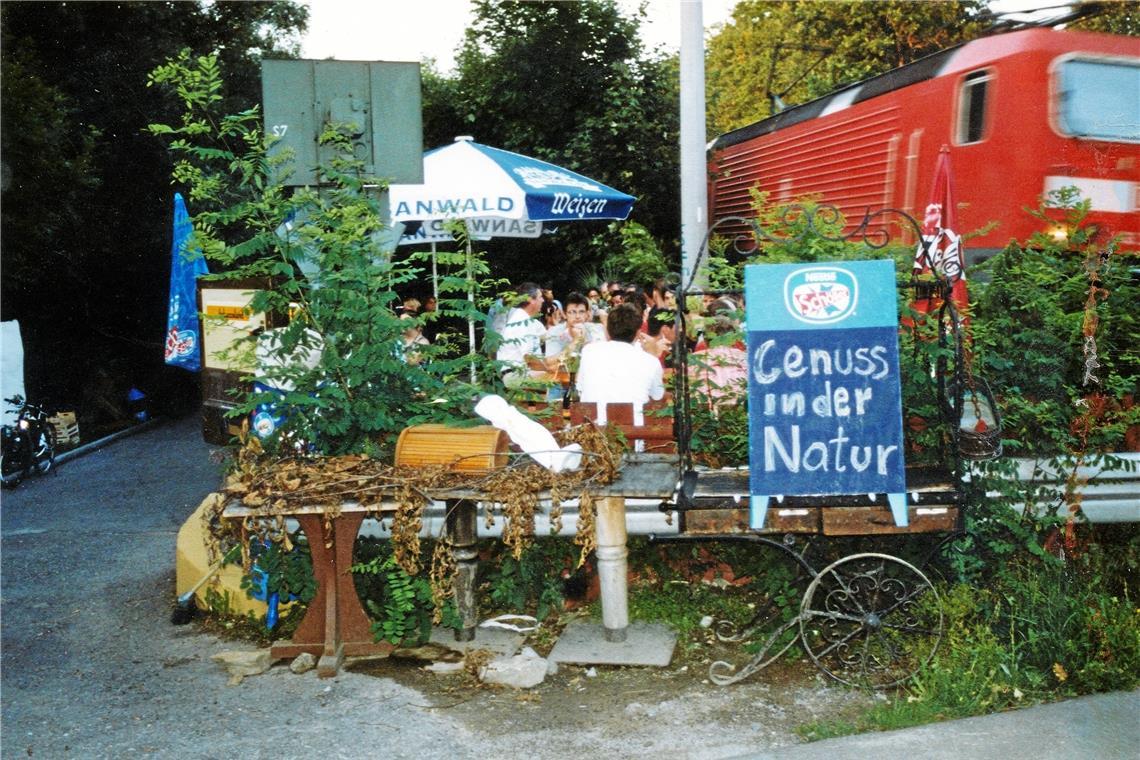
164;193;209;372
745;260;908;529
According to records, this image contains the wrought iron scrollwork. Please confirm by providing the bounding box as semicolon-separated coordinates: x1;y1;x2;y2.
671;204;958;477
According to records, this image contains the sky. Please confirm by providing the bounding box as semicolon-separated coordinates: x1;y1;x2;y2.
299;0;1067;71
302;0;755;70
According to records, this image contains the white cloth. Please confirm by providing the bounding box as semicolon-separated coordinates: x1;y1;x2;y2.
474;394;582;472
543;321;604;358
496;306;544;370
575;339;665;426
0;321;24;428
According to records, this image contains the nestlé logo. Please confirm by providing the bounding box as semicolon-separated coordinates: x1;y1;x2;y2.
783;267;858;324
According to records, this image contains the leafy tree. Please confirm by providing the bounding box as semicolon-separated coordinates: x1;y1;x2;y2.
1069;0;1140;36
706;0;988;135
425;0;680;292
0;2;306;412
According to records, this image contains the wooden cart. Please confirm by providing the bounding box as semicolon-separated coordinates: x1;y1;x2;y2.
656;206;996;689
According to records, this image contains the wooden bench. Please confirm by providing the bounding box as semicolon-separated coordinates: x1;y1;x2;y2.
568;400;676;453
676;464;964;537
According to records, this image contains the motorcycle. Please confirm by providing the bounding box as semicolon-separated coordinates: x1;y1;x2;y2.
2;396;56;487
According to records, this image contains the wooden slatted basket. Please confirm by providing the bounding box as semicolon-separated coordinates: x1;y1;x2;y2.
394;424;509;473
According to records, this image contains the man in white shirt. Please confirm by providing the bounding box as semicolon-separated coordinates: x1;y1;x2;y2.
496;281;546;386
575;303;665;428
544;292;605;361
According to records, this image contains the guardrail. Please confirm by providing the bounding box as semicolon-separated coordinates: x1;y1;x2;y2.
970;453;1140;524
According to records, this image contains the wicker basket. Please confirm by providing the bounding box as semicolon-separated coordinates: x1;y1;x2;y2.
394;424;509;473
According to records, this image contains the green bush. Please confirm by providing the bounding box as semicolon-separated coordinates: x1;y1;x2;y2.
481;540;581;621
971;188;1140;456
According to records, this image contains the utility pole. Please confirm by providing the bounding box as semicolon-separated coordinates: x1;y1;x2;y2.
679;0;708;293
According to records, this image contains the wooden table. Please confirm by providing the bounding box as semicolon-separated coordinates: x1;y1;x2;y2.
221;454;965;675
221;454;680;675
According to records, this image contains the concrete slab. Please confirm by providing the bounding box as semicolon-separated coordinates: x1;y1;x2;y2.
428;626;522;657
547;621;676;667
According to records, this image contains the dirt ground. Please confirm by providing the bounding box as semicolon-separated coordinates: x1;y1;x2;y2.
321;606;880;760
337;624;879;759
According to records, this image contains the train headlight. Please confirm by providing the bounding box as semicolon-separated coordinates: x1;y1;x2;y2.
1049;225;1069;244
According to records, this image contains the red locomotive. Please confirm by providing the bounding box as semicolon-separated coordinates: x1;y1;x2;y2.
708;28;1140;263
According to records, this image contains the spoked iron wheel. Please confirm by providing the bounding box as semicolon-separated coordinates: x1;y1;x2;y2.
798;552;942;689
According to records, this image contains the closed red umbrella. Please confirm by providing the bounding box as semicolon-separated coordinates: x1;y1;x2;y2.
910;145;969;326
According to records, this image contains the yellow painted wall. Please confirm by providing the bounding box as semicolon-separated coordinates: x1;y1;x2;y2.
175;493;268;617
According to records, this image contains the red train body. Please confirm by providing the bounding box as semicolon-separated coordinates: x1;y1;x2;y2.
708;28;1140;263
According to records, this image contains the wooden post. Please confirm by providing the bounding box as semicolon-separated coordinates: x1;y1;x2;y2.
446;499;479;641
270;513;392;677
595;496;629;642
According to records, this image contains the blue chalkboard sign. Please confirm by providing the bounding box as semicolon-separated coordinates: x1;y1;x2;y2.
745;260;908;529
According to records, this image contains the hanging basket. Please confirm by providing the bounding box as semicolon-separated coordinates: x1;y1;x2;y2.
948;377;1003;460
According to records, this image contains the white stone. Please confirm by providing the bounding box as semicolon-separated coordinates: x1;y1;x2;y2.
211;649;273;682
479;652;548;689
425;661;465;674
289;652;316;674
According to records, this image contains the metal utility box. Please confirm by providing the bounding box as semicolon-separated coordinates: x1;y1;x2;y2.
261;59;424;187
197;279;283;445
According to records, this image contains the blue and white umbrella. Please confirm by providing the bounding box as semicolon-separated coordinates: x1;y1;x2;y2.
389;138;637;369
389;136;636;241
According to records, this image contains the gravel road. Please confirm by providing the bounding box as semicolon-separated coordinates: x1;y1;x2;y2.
1;415;869;760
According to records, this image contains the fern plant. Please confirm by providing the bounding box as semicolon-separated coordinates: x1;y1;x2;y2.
352;551;460;645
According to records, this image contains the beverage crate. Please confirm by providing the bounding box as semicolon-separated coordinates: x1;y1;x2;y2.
47;411;81;449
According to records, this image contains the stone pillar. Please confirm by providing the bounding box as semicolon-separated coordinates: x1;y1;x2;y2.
595;496;629;642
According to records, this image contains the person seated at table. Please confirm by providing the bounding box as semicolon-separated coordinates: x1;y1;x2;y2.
496;281;547;386
398;313;430;366
545;292;605;362
401;296;422;316
585;287;606;322
690;314;747;410
541;297;565;331
542;283;562;312
639;306;676;365
575;303;665;427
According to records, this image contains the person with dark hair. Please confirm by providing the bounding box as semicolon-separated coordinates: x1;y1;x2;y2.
575;303;665;426
496;281;546;386
541;298;564;330
545;292;604;360
623;285;647;315
649;278;669;309
541;283;562;311
640;306;676;364
585;287;605;322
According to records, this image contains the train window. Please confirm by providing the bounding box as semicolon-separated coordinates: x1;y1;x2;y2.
957;71;990;144
1056;59;1140;141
